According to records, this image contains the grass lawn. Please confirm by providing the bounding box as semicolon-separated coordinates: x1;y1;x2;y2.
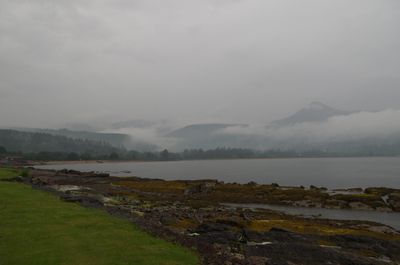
0;167;20;180
0;168;199;265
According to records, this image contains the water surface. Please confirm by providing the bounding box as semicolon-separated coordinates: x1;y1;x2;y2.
36;157;400;189
223;203;400;230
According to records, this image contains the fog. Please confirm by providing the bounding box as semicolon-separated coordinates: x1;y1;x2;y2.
1;0;399;130
213;109;400;150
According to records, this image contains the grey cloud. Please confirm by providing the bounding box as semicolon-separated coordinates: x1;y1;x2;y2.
0;0;399;129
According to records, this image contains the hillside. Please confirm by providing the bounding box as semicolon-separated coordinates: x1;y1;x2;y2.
9;128;131;147
270;101;352;127
0;129;122;154
167;123;250;150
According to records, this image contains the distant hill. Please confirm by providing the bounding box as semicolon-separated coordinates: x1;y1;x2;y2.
6;127;157;151
26;128;131;148
270;102;352;127
0;129;122;154
168;123;246;138
167;123;251;150
164;104;398;154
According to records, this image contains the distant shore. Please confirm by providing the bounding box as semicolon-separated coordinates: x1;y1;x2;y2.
34;157;400;189
33;159;160;166
35;155;400;166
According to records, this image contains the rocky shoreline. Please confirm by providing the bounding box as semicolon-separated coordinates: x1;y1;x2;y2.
7;168;400;265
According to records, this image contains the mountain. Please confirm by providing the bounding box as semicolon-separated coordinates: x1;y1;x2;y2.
270;102;352;127
5;127;157;151
168;124;246;138
165;103;363;151
0;129;122;154
167;123;250;150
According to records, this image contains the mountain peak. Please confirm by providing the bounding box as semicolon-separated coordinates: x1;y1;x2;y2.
270;102;351;127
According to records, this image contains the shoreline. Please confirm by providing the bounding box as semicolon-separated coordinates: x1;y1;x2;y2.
34;155;400;166
26;167;400;214
4;167;400;264
19;167;400;264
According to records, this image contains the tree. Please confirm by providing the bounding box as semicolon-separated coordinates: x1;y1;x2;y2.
0;146;7;154
81;152;92;160
160;149;169;160
67;152;79;160
109;152;119;160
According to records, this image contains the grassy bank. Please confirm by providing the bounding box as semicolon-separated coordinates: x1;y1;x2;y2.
0;168;199;265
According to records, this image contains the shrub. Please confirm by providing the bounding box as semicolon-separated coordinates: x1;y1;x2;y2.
20;169;29;178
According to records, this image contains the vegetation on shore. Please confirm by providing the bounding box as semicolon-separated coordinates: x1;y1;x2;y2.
0;168;199;265
3;126;400;164
4;146;396;165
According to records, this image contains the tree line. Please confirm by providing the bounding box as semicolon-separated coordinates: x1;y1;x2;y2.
0;145;352;162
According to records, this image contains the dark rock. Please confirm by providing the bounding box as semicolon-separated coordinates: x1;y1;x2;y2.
160;216;178;226
184;182;215;195
216;217;245;228
248;256;269;265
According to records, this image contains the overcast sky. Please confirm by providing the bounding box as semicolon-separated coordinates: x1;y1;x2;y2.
1;0;399;128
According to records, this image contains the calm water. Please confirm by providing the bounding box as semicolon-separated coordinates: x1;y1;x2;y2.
224;203;400;230
35;157;400;189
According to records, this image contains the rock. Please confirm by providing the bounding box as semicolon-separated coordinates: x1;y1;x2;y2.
50;185;84;192
195;222;230;233
14;176;24;182
232;253;245;260
131;210;144;217
365;225;399;235
247;241;273;246
324;199;348;209
348;202;373;210
160;216;178;226
60;194;104;208
293;200;322;208
248;256;269;265
56;169;109;178
247;181;258;186
376;255;392;263
375;206;392;212
101;196;118;205
216;217;245;228
388;193;400;211
184;181;216;195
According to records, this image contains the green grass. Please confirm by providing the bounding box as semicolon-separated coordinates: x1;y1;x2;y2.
0;168;199;265
0;167;20;180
